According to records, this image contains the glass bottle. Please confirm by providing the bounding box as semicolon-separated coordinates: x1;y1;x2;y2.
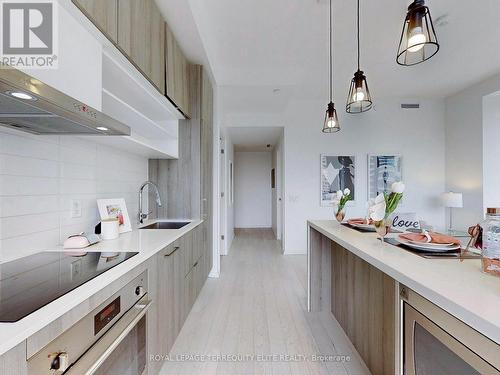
480;208;500;277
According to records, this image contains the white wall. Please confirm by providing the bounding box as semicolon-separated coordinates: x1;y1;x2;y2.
234;151;272;228
223;96;446;254
0;129;148;261
445;71;500;230
482;92;500;211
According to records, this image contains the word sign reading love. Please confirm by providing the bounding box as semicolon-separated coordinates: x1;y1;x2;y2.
391;213;420;230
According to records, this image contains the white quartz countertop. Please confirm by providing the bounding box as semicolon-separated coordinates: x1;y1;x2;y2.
308;220;500;344
0;219;203;356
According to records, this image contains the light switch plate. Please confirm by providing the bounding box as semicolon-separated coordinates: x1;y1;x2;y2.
71;199;82;218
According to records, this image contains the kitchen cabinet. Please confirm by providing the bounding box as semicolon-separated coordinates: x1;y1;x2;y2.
201;68;214;275
117;0;165;94
166;24;190;116
0;342;27;375
330;241;396;375
153;225;207;360
149;64;214;277
153;239;184;358
73;0;165;94
149;1;166;94
72;0;118;43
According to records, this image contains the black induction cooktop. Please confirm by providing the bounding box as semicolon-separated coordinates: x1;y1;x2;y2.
0;251;138;322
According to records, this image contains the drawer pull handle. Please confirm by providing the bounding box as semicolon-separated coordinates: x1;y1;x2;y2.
164;246;181;257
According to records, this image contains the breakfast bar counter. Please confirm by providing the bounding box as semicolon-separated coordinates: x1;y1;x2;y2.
307;220;500;374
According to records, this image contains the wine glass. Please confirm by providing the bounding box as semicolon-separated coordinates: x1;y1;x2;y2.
374;218;390;243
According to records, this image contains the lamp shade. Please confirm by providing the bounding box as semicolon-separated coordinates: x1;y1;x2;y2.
322;102;340;133
396;0;439;66
442;192;463;208
346;70;372;113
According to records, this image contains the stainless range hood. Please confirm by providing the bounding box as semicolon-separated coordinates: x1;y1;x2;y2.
0;67;130;135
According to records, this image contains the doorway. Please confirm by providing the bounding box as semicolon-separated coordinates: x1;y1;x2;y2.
220;126;284;252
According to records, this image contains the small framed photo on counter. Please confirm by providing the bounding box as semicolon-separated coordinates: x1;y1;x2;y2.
97;198;132;233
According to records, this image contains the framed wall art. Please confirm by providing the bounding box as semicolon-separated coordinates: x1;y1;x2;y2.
368;154;402;200
320;155;356;206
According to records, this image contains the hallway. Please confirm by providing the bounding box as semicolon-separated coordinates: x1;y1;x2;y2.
159;229;370;375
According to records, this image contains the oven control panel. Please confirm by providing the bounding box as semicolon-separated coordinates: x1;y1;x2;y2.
94;296;121;335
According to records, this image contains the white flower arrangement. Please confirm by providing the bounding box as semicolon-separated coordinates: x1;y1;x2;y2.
369;182;405;222
332;188;351;211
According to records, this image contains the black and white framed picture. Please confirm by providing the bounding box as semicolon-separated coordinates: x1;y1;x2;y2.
320;155;356;206
368;154;402;199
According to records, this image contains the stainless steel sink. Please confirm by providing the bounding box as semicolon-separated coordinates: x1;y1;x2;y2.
140;221;190;230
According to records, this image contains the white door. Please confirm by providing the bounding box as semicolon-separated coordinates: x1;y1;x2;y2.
276;141;283;241
219;136;227;255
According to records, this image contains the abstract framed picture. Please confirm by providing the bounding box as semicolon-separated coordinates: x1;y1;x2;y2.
97;198;132;233
320;155;356;206
368;154;402;200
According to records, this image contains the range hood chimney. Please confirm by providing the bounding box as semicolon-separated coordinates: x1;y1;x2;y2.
0;67;130;136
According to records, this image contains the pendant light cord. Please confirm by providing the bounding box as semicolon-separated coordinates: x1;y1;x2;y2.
357;0;360;71
329;0;333;102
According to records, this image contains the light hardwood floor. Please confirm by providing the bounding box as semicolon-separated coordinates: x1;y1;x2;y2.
158;229;371;375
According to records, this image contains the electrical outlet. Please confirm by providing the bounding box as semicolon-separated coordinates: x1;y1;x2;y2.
71;199;82;218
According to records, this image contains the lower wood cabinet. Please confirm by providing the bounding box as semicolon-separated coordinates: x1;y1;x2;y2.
330;242;396;375
152;224;208;366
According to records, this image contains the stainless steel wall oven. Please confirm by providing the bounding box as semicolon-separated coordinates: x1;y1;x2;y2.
28;271;151;375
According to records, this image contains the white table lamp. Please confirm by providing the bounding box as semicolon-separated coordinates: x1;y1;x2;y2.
442;192;463;232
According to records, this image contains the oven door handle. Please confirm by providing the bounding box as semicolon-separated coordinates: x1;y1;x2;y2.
65;296;153;375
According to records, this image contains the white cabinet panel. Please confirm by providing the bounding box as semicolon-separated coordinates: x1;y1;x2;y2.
18;3;102;109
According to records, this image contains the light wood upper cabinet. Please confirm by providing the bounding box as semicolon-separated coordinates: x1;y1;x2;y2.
166;24;190;117
149;3;166;94
73;0;193;108
117;0;165;94
72;0;118;43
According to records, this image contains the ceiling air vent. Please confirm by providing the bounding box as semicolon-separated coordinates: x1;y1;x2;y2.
401;103;420;109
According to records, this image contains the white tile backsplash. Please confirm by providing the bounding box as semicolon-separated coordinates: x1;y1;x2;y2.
0;129;149;260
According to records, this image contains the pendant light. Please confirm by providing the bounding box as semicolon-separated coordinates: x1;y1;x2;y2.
346;0;372;113
396;0;439;66
322;0;340;133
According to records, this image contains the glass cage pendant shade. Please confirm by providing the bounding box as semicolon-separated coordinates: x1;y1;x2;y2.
322;102;340;133
346;70;372;113
397;0;439;66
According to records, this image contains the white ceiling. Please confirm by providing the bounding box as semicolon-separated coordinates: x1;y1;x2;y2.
227;127;283;152
158;0;500;111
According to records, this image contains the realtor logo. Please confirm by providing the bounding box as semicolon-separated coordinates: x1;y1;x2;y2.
0;0;58;68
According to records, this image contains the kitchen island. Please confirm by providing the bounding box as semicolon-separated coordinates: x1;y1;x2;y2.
308;220;500;375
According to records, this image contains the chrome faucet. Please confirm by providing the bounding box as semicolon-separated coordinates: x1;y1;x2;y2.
138;181;162;223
